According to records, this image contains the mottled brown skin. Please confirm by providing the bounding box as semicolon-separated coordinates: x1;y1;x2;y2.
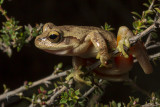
35;23;153;85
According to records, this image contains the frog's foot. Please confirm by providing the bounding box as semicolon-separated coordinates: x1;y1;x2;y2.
117;37;130;58
66;70;92;85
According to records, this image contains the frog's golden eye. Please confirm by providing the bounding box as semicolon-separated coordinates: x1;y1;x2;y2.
48;31;61;43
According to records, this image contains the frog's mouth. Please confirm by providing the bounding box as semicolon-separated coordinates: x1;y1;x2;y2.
43;49;71;55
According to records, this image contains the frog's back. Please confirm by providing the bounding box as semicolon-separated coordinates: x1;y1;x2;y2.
55;25;114;41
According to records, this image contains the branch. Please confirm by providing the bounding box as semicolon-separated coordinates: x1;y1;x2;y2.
0;5;10;21
148;0;155;10
144;33;152;47
0;70;68;102
129;24;157;45
82;85;97;98
46;79;73;106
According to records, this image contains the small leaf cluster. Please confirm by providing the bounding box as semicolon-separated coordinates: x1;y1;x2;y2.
60;88;85;107
132;0;160;34
0;18;42;56
53;62;63;74
0;2;42;57
24;81;33;89
102;22;115;31
21;86;53;106
148;92;160;105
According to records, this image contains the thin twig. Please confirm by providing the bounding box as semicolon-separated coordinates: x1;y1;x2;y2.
148;0;155;10
0;5;10;21
126;79;150;97
129;24;157;44
145;33;152;47
149;52;160;59
146;42;160;50
82;85;97;98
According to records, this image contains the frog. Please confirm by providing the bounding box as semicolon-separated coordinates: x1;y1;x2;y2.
35;23;153;85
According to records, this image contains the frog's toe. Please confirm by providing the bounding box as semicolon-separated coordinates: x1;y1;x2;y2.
66;72;74;81
100;54;109;66
117;37;130;58
73;70;92;85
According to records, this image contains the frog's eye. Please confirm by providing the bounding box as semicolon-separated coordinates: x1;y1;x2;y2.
48;31;61;43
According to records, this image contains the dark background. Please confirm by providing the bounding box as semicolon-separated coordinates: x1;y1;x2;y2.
0;0;160;106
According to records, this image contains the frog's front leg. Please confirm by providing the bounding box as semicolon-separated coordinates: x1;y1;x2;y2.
66;57;92;85
117;26;133;58
86;30;110;66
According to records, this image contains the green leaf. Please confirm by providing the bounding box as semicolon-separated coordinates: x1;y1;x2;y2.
57;62;63;69
153;4;160;7
40;86;44;92
28;82;33;86
132;21;138;29
54;83;58;88
148;0;153;4
147;19;154;24
32;93;36;100
75;89;80;96
151;32;158;38
0;0;4;5
47;90;53;95
74;96;79;100
155;8;160;13
143;3;149;8
131;12;141;18
110;100;117;107
64;92;68;98
3;84;7;91
144;10;153;16
117;103;121;107
60;98;67;104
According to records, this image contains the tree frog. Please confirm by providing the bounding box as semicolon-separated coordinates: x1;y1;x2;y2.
35;23;153;85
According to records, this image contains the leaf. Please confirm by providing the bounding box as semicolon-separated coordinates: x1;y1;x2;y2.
3;84;7;91
40;86;44;92
147;19;154;24
75;89;80;96
60;98;67;104
32;94;36;100
153;4;160;7
110;100;117;107
155;8;160;13
132;21;138;29
131;12;141;18
28;82;33;86
0;0;4;5
57;62;63;69
47;90;53;95
117;103;121;107
54;83;58;88
143;3;149;8
148;0;153;4
151;32;158;38
144;10;153;16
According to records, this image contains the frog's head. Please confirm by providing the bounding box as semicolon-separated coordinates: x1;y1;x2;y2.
35;23;79;55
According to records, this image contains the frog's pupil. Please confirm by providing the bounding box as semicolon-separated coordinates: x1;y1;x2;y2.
49;34;57;39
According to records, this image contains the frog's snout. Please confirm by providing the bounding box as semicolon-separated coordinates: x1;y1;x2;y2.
36;37;42;42
35;36;44;48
